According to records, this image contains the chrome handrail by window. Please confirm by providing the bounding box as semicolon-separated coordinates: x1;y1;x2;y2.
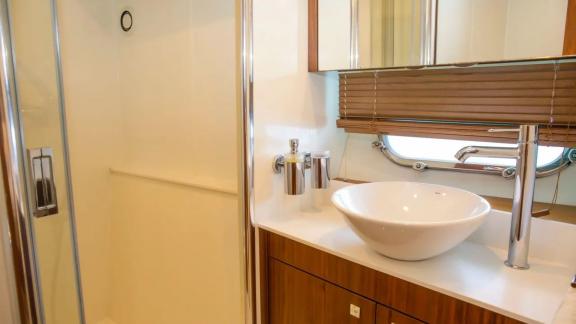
372;134;574;179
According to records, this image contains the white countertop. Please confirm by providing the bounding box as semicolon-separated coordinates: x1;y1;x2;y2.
257;204;576;324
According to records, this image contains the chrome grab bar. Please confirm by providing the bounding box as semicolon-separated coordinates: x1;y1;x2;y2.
372;134;574;179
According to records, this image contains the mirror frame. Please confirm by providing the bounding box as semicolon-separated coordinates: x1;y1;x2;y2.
309;0;576;72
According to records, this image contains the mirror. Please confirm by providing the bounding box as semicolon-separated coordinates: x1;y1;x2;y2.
313;0;575;71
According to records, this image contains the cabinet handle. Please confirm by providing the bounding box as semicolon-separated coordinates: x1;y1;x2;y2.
349;304;361;318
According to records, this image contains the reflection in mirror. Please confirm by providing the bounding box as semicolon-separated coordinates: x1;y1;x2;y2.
437;0;567;65
316;0;573;71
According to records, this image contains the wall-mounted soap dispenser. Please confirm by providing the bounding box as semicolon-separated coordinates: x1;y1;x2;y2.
273;139;330;195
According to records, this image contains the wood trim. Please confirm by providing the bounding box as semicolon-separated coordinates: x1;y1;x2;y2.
258;229;270;324
377;305;424;324
263;230;524;324
564;0;576;55
484;196;576;225
308;0;319;72
337;119;576;148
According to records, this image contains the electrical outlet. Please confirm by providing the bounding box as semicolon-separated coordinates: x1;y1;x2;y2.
349;304;360;318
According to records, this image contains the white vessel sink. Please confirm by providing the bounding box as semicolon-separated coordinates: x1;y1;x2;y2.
331;182;491;261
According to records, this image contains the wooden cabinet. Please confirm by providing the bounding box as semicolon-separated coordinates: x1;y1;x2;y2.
269;259;375;324
261;230;524;324
376;305;424;324
269;259;325;323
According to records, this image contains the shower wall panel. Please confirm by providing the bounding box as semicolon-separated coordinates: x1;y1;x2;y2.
58;0;242;323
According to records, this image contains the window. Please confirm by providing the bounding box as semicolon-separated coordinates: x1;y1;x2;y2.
379;135;573;177
386;136;564;168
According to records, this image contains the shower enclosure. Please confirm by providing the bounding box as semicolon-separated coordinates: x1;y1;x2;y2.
0;0;254;323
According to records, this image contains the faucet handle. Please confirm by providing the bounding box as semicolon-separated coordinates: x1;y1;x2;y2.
487;128;520;133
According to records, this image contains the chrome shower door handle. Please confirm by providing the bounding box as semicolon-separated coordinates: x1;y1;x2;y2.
28;147;58;217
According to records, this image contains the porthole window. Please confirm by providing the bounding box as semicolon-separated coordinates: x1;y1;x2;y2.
377;135;574;177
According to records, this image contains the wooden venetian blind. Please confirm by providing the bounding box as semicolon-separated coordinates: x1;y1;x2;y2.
337;63;576;147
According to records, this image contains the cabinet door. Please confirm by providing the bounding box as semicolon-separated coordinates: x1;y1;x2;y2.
376;305;425;324
269;259;376;324
325;283;375;324
269;259;325;323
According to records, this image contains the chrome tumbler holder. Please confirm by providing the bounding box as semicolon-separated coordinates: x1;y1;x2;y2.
273;139;330;195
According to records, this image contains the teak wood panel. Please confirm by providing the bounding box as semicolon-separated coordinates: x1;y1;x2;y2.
325;281;376;324
376;305;424;324
269;259;326;324
269;259;376;324
262;230;525;324
308;0;319;72
336;118;576;147
265;230;376;299
564;0;576;55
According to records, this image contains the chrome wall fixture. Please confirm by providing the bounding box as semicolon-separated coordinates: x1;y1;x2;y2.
120;10;133;32
310;151;331;190
372;134;574;179
273;139;331;195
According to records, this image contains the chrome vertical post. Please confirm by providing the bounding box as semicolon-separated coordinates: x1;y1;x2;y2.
240;0;256;322
455;125;540;270
0;0;42;321
506;125;538;269
421;0;437;65
349;0;359;69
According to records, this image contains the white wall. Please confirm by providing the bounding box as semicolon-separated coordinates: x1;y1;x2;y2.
318;0;350;71
58;0;243;323
437;0;567;64
253;0;347;225
109;1;242;323
436;0;508;64
116;1;238;187
504;0;567;59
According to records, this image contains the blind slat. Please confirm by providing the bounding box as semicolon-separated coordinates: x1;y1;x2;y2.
338;63;576;147
340;89;576;98
339;80;576;90
337;119;576;147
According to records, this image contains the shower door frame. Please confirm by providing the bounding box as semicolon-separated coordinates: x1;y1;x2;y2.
0;0;257;322
241;0;257;323
0;0;44;320
0;0;86;322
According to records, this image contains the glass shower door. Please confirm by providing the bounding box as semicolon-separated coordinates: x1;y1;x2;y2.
2;0;84;322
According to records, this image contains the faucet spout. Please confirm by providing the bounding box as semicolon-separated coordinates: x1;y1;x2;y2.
454;125;539;269
454;146;519;162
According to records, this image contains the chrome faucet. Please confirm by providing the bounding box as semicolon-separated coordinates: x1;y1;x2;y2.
455;125;539;269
